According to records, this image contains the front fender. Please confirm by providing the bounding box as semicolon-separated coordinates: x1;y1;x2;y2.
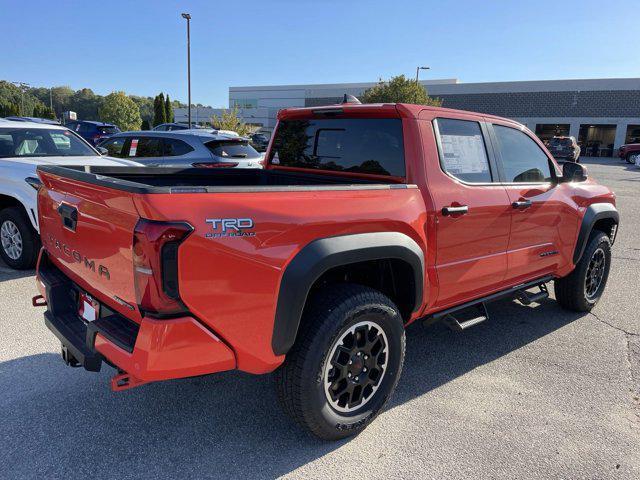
573;203;619;264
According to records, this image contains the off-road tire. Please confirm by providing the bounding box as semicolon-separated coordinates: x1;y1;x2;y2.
555;231;611;311
0;207;40;269
274;284;405;440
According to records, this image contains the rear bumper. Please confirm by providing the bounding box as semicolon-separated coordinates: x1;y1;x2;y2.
37;250;236;382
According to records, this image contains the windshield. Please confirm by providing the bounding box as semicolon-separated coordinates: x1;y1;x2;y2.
205;139;261;159
549;138;572;147
0;127;97;158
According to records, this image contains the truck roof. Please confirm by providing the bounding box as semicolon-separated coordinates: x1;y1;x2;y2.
277;103;523;127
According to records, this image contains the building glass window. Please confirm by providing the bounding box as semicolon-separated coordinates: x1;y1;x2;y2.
231;99;258;109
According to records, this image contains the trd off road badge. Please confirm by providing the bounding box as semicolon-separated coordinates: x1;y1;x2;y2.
205;218;256;238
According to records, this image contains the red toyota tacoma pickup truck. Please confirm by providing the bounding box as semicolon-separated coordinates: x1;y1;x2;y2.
33;101;619;440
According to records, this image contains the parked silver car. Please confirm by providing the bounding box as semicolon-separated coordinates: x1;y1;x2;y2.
97;130;263;168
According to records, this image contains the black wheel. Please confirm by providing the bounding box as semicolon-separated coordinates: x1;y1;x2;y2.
0;207;40;269
274;284;405;440
555;231;611;312
626;153;638;164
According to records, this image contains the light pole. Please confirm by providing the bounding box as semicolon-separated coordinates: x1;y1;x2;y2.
11;82;30;116
181;13;192;128
415;66;430;103
415;66;430;84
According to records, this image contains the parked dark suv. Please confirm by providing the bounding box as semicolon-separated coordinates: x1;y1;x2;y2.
66;120;120;146
249;132;270;152
548;136;581;162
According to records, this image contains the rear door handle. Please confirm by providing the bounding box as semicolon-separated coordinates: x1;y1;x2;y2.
442;205;469;216
512;199;532;209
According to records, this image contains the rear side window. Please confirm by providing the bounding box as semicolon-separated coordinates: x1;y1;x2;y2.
164;138;194;156
270;118;405;177
436;118;492;183
129;137;162;157
205;140;260;159
493;125;552;183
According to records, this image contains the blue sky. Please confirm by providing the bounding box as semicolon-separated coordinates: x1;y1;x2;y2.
1;0;637;106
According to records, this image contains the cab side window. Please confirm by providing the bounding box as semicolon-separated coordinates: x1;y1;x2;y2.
493;125;552;183
100;137;128;158
436;118;492;183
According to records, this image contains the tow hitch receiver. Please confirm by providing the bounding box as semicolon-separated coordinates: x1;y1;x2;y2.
61;345;81;367
111;371;149;392
32;294;47;307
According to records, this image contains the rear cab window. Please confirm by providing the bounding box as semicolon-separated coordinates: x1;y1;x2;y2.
269;118;406;178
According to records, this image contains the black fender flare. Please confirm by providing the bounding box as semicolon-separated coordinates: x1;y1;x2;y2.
271;232;424;356
573;203;619;264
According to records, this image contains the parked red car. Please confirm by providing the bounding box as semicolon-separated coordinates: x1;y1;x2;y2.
618;143;640;164
34;102;619;440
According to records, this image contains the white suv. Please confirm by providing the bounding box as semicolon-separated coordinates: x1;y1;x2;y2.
0;119;141;269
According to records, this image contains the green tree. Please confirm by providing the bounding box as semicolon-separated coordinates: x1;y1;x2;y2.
49;86;75;114
211;106;250;136
130;95;154;126
32;102;55;119
153;93;166;127
140;119;151;130
69;88;101;120
165;94;174;123
99;91;142;131
361;75;442;106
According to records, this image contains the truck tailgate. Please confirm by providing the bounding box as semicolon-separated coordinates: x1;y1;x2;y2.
38;169;143;322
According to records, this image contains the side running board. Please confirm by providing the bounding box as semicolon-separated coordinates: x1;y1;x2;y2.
442;303;489;331
515;283;549;306
424;275;553;331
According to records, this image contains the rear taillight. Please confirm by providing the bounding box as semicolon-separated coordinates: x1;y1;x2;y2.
192;162;239;168
132;219;193;317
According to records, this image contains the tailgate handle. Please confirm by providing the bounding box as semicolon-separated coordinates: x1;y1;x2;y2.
58;203;78;231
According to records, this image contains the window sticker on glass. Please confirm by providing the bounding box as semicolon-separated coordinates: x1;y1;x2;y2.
437;119;492;183
440;134;488;174
129;138;138;156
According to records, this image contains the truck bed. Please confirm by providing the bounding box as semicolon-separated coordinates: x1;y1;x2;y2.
37;165;403;194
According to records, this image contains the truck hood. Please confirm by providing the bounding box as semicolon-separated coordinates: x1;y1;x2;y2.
0;155;142;167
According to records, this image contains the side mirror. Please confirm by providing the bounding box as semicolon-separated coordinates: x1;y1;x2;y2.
561;161;588;183
96;147;108;155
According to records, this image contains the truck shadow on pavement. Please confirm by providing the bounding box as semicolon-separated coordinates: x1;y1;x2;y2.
0;297;586;479
0;264;34;282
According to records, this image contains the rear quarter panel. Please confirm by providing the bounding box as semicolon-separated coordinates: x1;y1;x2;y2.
136;187;427;373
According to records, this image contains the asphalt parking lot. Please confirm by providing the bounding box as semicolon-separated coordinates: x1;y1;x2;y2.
0;157;638;479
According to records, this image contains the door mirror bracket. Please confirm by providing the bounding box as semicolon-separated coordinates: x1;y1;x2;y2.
561;162;588;183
